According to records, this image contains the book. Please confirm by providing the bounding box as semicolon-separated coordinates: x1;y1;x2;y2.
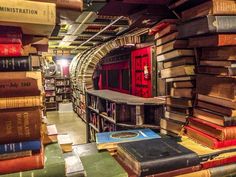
170;88;194;98
96;129;160;150
58;134;73;153
200;60;236;67
0;44;22;57
117;138;200;176
0;140;41;154
156;40;188;55
149;19;178;35
0;96;42;109
0;150;32;161
173;81;194;88
198;94;236;109
166;97;193;108
72;143;98;157
0;37;21;44
185;126;236;149
196;74;236;101
166;106;191;115
154;24;177;39
160;118;183;135
165;111;188;123
81;151;128;177
178;16;236;38
163;57;195;69
189;117;236;141
161;65;195;78
198;66;236;76
156;32;178;46
0;26;22;38
193;108;236;126
157;49;194;62
166;76;195;83
0;107;41;144
197;100;236;117
0;0;56;36
189;34;236;48
0;78;40;97
181;0;236;21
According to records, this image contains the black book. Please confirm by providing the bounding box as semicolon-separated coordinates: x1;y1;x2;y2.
117;138;200;176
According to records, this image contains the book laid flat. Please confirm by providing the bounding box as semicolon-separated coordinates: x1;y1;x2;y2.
161;65;195;79
156;32;178;46
198;66;236;76
72;143;98;157
117;138;200;176
166;97;193;108
163;57;195;68
0;107;41;143
181;0;236;21
156;40;188;55
166;76;195;83
149;19;178;35
81;151;128;177
170;88;194;98
0;0;56;36
160;118;183;135
200;60;236;68
154;24;177;40
189;34;236;48
173;81;194;88
165;111;188;123
0;140;41;154
166;106;191;115
157;49;194;62
0;44;22;56
185;126;236;149
189;117;236;141
1;143;65;177
178;16;236;38
57;134;73;153
0;150;32;161
96;129;160;150
193;108;236;127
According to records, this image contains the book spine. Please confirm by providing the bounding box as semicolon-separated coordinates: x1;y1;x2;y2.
0;44;22;57
0;37;22;44
202;155;236;170
0;57;32;72
0;108;42;144
56;0;83;10
0;150;32;161
0;140;41;153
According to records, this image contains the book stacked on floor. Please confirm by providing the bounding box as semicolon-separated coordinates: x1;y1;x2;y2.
176;0;236;152
153;19;196;136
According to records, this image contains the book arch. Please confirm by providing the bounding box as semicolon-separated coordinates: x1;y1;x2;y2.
70;35;141;92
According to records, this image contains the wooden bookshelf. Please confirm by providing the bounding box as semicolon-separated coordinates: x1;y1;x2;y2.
45;77;57;111
86;89;165;142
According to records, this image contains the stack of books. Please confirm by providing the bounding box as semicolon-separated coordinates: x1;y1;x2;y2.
177;0;236;150
153;19;196;136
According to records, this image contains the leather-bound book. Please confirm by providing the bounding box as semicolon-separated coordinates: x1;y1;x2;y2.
166;97;193;108
188;34;236;48
198;66;236;76
182;0;236;21
155;24;177;40
160;118;183;135
165;111;188;123
170;88;194;99
156;32;178;46
149;19;178;36
166;106;192;115
163;57;195;69
161;65;195;79
178;16;236;38
156;40;188;55
173;81;194;88
157;49;194;62
189;117;236;141
200;60;236;67
117;138;200;176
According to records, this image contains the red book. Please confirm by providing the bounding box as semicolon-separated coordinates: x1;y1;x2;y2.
0;26;22;38
202;155;236;169
0;44;23;57
0;147;44;175
185;126;236;149
149;19;178;35
0;37;22;44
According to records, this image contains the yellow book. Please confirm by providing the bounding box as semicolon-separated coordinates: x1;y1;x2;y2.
0;0;56;36
176;169;210;177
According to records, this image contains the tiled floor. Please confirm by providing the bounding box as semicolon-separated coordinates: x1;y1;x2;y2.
46;111;87;144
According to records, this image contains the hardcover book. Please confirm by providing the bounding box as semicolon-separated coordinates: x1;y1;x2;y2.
0;150;32;161
161;65;195;79
157;49;194;62
170;88;194;99
160;118;183;135
156;32;178;46
156;40;188;55
165;111;188;123
96;129;160;150
117;138;200;176
166;97;193;108
198;66;236;76
155;24;177;39
163;57;195;69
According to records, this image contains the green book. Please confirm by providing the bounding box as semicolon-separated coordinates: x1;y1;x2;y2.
81;152;128;177
1;143;65;177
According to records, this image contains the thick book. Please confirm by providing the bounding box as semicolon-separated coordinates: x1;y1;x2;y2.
170;88;194;99
181;0;236;21
72;143;98;157
196;74;236;101
178;16;236;38
0;0;56;36
0;44;22;57
81;151;128;177
0;37;21;44
156;40;188;55
189;117;236;141
173;81;194;88
166;106;191;115
200;60;236;67
193;108;236;127
0;78;40;97
188;34;236;48
0;140;41;154
166;76;195;83
117;138;200;176
96;129;160;150
166;97;193;108
0;107;42;144
157;49;194;62
155;24;177;39
198;66;236;76
160;118;184;135
156;32;178;46
161;65;195;79
163;57;195;69
165;111;187;123
149;19;178;35
0;150;32;161
185;126;236;149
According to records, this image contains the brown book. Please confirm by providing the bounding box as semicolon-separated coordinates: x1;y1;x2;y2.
156;32;178;46
155;24;177;39
189;34;236;48
156;40;188;55
0;107;41;144
0;78;40;98
160;118;183;135
171;88;194;99
168;0;189;10
197;100;236;117
161;65;195;79
157;49;194;62
200;60;236;67
193;108;236;126
198;94;236;109
182;0;236;21
165;111;187;123
196;74;236;101
166;76;195;83
201;47;236;61
166;97;193;108
198;66;236;76
173;81;194;88
163;57;195;68
166;106;191;115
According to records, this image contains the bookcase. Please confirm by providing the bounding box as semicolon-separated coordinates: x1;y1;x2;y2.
45;76;57;111
86;90;165;142
55;77;72;102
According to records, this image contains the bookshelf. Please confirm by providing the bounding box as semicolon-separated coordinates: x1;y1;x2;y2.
55;77;72;102
45;77;57;111
86;90;165;142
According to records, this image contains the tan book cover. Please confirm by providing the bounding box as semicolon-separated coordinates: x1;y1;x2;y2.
161;65;195;78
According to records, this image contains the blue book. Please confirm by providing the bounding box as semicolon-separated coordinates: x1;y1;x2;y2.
0;140;41;154
96;129;161;150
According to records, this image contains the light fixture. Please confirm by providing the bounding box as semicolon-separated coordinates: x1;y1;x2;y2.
57;59;69;67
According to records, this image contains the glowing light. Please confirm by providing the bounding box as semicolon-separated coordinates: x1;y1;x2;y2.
57;59;69;67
